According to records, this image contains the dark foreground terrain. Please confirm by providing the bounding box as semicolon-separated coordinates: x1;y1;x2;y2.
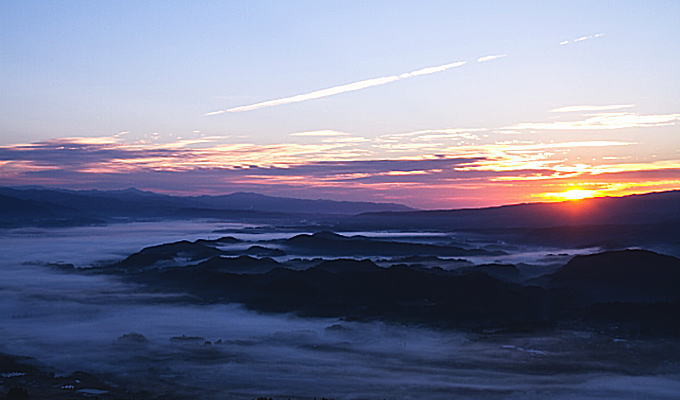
93;232;680;336
0;352;170;400
1;190;680;399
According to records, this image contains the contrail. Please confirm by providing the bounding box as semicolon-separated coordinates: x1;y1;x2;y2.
477;54;507;62
205;60;467;115
559;33;604;45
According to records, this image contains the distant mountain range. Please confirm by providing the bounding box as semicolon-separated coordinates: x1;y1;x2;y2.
0;186;414;227
338;190;680;252
1;187;679;238
346;190;680;229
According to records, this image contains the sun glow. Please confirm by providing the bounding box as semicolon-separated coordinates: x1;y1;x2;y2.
539;188;600;201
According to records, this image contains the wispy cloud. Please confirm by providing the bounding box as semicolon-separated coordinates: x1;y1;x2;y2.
477;54;507;63
205;61;467;115
2;134;678;208
559;33;605;46
505;112;680;131
550;104;635;113
289;130;351;137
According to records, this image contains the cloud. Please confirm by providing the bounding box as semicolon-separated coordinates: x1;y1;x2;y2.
1;133;677;208
376;128;484;145
550;104;635;113
559;33;604;46
205;61;467;115
477;54;507;63
289;130;351;137
505;112;680;131
320;136;371;144
453;141;636;175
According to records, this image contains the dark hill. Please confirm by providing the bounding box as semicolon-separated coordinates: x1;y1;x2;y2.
116;240;223;269
195;255;283;274
280;231;502;257
127;258;547;328
548;249;680;302
102;244;680;335
456;263;522;282
311;259;382;273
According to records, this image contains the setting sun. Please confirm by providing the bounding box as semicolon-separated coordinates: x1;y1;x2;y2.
540;188;600;201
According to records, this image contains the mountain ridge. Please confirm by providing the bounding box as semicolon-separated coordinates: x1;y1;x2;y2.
346;190;680;229
0;186;414;222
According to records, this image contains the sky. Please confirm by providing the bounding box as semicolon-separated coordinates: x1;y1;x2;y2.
1;0;679;208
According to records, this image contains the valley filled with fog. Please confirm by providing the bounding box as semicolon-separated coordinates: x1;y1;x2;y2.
2;221;680;399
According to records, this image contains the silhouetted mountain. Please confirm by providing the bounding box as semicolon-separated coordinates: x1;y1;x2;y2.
99;242;680;335
192;191;414;214
242;245;286;257
0;186;414;227
497;222;680;251
0;193;73;218
4;187;679;236
124;258;547;329
346;190;680;230
116;240;223;269
194;236;242;246
455;263;523;282
278;231;503;257
0;192;105;227
311;259;382;273
195;255;283;274
547;249;680;302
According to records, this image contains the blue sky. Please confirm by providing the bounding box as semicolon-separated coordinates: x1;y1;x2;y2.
1;1;679;207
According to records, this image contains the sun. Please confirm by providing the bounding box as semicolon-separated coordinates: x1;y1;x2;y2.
539;188;600;201
557;189;598;200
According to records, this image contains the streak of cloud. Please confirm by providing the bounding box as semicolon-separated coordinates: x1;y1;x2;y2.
477;54;507;63
205;61;467;115
550;104;635;113
559;33;604;45
505;112;680;131
289;130;351;137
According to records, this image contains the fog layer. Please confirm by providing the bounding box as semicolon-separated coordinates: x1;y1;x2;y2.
1;222;679;399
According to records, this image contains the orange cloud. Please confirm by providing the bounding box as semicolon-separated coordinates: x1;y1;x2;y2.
1;134;678;208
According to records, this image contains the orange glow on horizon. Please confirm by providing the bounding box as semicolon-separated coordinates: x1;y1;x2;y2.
539;188;601;201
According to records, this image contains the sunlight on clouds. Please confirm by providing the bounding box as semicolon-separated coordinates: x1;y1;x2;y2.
378;128;485;141
598;180;680;194
539;188;601;201
289;130;351;137
530;178;680;204
384;170;432;176
0;160;61;174
320;136;371;144
1;131;677;208
506;112;680;131
52;136;121;145
584;160;680;175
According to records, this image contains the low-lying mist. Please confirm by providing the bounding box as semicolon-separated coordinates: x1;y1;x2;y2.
1;221;679;399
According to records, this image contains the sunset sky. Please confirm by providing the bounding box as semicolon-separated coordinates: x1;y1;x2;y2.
1;1;679;208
